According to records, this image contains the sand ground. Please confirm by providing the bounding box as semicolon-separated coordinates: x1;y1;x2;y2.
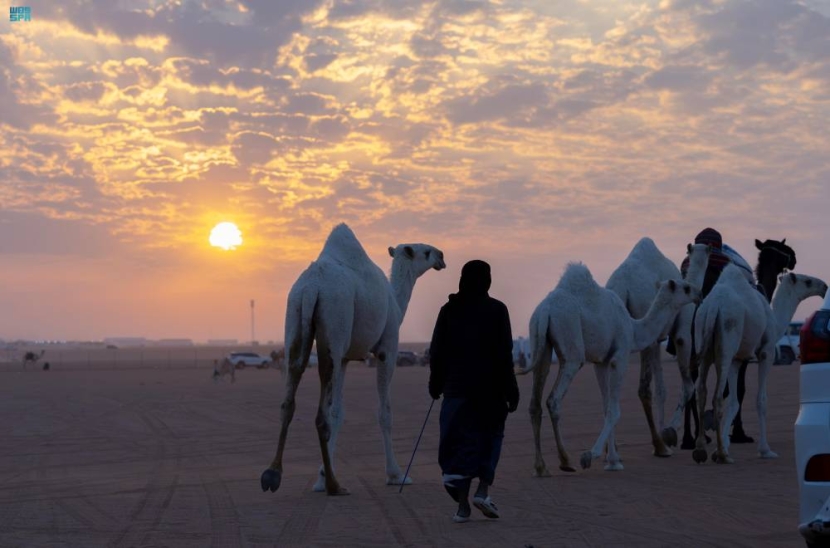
0;352;805;548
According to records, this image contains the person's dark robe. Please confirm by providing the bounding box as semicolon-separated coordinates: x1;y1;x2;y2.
428;260;519;484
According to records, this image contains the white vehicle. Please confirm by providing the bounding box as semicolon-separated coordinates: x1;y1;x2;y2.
795;293;830;547
227;351;271;369
777;321;805;365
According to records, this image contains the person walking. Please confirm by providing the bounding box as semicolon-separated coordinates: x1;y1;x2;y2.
428;260;519;523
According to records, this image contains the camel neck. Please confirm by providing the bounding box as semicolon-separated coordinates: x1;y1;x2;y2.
632;293;680;352
771;286;799;339
389;261;416;318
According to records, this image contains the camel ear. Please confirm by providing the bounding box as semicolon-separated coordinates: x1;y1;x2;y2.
686;243;692;254
789;272;797;284
668;279;677;292
388;246;395;257
755;239;763;250
782;238;786;244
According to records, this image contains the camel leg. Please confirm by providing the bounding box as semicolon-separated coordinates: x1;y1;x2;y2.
376;350;408;485
638;344;671;457
730;361;754;443
710;357;733;465
529;356;552;477
756;353;778;458
313;350;349;495
584;358;626;471
664;332;695;446
313;360;348;492
718;359;741;460
691;358;711;464
260;353;309;492
547;360;582;472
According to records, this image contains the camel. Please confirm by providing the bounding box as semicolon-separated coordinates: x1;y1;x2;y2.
722;239;798;443
606;239;710;457
661;238;797;449
518;263;700;475
260;223;446;495
22;350;45;369
691;265;826;464
212;358;235;383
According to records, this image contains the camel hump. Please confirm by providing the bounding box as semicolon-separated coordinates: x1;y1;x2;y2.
318;223;375;272
631;237;659;257
558;262;599;293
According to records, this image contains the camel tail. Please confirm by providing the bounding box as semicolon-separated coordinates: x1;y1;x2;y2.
519;306;550;376
285;281;318;370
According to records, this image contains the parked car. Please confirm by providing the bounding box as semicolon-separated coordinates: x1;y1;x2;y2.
227;351;271;369
776;321;805;365
396;350;420;367
795;294;830;547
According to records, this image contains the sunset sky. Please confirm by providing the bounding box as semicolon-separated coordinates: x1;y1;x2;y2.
1;0;828;343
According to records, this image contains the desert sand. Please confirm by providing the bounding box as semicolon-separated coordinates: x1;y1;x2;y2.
0;349;802;547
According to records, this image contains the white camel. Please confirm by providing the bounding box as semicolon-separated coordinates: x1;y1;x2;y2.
261;223;445;495
606;238;710;457
519;263;700;475
691;265;827;464
22;350;45;369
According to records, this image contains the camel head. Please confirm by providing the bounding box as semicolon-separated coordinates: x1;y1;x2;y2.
777;272;828;301
655;278;701;308
685;242;711;272
388;244;446;275
756;238;797;273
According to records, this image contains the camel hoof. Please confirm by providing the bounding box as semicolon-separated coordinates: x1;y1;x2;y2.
692;449;708;464
604;462;624;472
386;475;413;486
653;446;673;458
759;450;779;459
533;466;552;478
260;468;281;492
559;464;576;473
579;451;593;470
661;427;678;448
712;451;734;464
327;486;350;496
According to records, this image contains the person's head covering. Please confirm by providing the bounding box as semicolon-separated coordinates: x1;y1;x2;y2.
458;260;491;297
695;227;722;249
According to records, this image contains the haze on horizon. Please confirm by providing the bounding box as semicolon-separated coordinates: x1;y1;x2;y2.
1;0;829;344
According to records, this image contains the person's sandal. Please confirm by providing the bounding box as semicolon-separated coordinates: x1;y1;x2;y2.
452;512;470;523
473;496;499;519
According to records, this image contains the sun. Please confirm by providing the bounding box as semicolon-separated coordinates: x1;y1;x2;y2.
209;222;243;250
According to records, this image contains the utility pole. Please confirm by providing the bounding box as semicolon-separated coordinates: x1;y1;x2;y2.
250;299;256;345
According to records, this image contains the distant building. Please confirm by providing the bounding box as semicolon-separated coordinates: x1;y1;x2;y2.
104;337;147;348
207;339;239;346
154;338;194;347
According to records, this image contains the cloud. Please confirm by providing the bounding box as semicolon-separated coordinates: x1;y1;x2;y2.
2;0;830;341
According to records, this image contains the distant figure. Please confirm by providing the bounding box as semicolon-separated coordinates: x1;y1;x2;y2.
213;358;235;383
269;348;286;371
42;362;50;371
429;260;519;523
22;350;45;369
518;351;527;370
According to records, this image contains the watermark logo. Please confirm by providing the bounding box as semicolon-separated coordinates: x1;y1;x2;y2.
10;6;31;22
